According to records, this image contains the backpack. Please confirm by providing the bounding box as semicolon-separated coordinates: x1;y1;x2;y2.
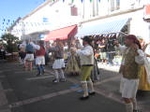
26;44;34;53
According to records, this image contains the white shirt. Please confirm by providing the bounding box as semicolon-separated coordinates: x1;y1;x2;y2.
77;45;94;65
30;42;40;50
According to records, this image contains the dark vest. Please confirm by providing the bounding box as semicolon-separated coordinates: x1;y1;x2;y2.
119;47;140;79
36;46;45;56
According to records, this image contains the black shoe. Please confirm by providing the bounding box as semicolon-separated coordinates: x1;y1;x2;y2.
52;79;59;83
79;96;89;100
60;78;66;82
89;92;96;95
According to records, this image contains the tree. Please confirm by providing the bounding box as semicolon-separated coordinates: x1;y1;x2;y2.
1;33;19;53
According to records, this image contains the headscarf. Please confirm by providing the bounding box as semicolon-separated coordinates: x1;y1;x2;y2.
126;34;142;49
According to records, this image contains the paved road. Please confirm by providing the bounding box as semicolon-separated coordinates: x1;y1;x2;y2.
0;62;150;112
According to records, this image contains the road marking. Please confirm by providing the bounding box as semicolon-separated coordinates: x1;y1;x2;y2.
8;76;123;109
26;75;54;81
0;82;8;107
95;87;123;104
9;88;79;108
0;109;11;112
94;75;121;86
15;71;35;73
3;89;13;92
1;70;15;72
15;70;55;74
67;78;79;84
68;75;123;103
44;70;55;75
67;75;121;86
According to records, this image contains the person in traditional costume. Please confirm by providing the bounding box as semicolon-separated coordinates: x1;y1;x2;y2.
30;40;46;76
65;46;80;75
48;39;66;83
115;34;144;112
76;36;95;100
138;38;150;91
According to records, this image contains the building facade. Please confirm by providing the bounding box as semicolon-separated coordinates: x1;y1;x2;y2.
76;0;150;42
9;0;82;40
8;0;150;42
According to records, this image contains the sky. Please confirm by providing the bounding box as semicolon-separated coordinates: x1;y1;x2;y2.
0;0;46;36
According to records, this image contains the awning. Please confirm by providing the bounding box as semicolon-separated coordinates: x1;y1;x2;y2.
45;25;77;41
76;18;130;37
143;4;150;21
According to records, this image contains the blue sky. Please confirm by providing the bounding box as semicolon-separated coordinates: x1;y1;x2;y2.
0;0;45;36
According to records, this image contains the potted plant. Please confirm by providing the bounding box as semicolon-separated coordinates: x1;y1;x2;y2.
1;33;19;61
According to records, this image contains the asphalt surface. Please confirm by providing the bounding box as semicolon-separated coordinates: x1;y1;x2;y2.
0;61;150;112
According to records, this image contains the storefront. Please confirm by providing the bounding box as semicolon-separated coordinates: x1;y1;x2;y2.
76;7;150;42
75;7;150;65
76;17;130;38
44;24;77;41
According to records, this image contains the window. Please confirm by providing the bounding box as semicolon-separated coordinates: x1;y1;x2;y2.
116;0;120;10
110;0;120;11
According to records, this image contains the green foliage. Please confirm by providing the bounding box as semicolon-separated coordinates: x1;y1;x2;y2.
1;33;19;53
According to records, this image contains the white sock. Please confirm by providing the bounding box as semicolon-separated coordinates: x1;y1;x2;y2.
81;81;88;97
87;80;95;93
125;103;133;112
59;69;65;79
54;70;59;79
132;98;138;110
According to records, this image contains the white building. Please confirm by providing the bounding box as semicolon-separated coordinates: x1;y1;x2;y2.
76;0;150;42
8;0;150;42
9;0;82;40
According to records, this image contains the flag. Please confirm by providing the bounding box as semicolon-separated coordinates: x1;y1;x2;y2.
81;0;83;3
63;0;65;2
90;0;92;2
71;0;74;3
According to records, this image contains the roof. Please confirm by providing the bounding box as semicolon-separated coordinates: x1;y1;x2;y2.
22;0;58;20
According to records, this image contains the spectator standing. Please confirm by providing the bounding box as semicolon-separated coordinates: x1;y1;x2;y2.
106;35;116;65
0;44;6;60
48;39;66;83
98;38;107;64
30;40;46;76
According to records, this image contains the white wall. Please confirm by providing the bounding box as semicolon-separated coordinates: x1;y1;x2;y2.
11;0;149;40
77;9;150;42
130;10;150;42
12;0;82;39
